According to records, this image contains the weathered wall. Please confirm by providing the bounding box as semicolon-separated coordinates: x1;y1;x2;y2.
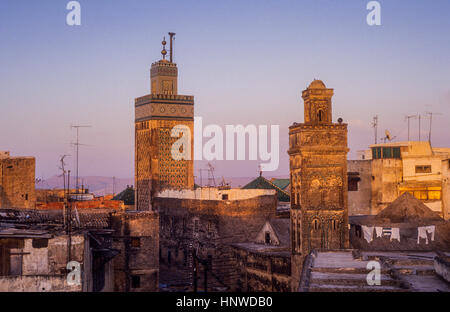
348;160;372;216
0;234;85;292
232;247;291;292
112;211;159;292
434;254;450;283
156;195;277;290
442;159;450;221
157;188;275;201
0;157;36;209
371;158;403;214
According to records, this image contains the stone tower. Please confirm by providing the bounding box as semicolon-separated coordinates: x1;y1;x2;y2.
135;34;194;211
289;80;349;288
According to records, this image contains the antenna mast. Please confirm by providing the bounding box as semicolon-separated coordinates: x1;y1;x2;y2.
405;115;417;141
168;32;176;63
426;111;442;145
371;116;378;144
71;124;91;195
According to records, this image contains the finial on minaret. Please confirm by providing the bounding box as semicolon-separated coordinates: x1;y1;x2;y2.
161;37;167;60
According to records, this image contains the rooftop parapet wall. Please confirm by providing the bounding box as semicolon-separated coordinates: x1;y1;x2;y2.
156;188;276;201
154;195;277;218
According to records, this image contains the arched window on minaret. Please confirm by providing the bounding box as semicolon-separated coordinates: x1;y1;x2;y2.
318;110;325;122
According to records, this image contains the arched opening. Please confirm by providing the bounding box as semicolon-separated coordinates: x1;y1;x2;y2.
318;110;325;122
312;219;320;231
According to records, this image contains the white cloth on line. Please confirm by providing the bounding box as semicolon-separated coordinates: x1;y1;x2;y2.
375;227;383;238
390;228;400;242
417;226;435;244
362;226;374;243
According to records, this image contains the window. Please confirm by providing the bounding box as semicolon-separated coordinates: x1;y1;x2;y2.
348;178;359;191
193;219;199;234
318;110;324;122
0;239;25;277
373;147;401;159
312;219;320;231
207;221;213;236
32;238;48;249
131;237;141;248
265;232;271;245
221;194;229;200
331;219;338;231
415;165;431;174
131;275;141;288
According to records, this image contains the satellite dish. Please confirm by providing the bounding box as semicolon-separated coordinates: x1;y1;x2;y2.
385;129;391;141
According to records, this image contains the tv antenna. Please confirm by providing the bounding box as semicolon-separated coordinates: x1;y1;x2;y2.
404;115;417;141
71;124;91;195
371;115;378;144
425;111;442;145
207;163;216;187
168;32;176;63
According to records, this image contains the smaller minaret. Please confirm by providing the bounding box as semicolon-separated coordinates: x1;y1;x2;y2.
150;35;178;95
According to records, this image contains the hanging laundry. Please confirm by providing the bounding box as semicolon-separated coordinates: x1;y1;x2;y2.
390;228;400;242
382;227;392;237
362;226;374;243
375;227;383;238
417;225;435;244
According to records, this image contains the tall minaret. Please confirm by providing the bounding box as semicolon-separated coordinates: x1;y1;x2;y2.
288;80;349;289
134;33;194;211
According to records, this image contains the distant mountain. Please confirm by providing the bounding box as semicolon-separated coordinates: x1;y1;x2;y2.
36;174;289;195
194;175;289;188
36;176;134;196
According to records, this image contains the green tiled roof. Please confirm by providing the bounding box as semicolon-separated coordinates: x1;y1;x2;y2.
113;186;135;205
242;176;290;202
271;178;290;191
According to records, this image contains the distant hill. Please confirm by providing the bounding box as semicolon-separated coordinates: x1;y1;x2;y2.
36;176;134;196
36;175;289;195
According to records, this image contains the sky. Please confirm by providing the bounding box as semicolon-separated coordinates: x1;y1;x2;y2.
0;0;449;181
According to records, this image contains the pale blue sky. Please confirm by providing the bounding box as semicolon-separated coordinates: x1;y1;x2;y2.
0;0;449;180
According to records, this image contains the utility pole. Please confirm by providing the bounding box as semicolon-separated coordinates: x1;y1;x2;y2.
67;170;72;263
192;249;198;292
113;176;116;196
426;111;442;145
71;124;91;195
405;115;417;141
59;155;70;228
371;116;378;144
418;114;421;141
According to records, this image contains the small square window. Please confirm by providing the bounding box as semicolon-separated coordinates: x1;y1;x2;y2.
131;275;141;288
265;232;271;244
415;165;431;174
131;238;141;248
